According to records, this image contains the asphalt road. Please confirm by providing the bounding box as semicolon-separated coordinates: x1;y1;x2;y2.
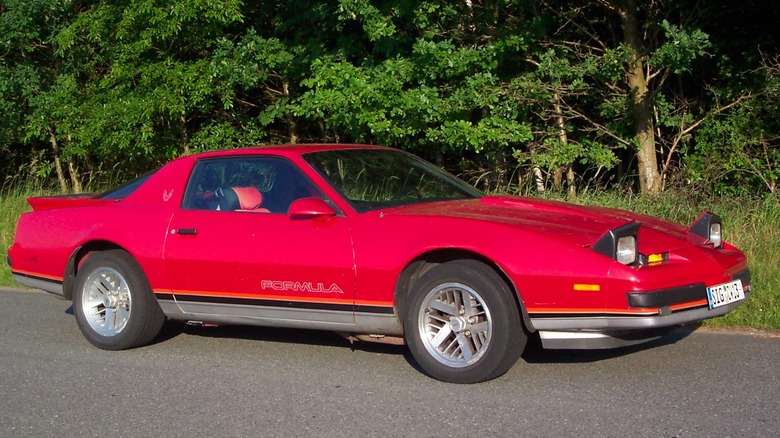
1;288;778;438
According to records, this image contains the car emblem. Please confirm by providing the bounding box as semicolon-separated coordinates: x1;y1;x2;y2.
163;189;174;202
261;280;344;294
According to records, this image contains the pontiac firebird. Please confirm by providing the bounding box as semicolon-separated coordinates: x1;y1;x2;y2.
7;145;750;383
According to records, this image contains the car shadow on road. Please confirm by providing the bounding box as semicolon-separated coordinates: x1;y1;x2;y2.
156;320;408;355
64;303;408;355
66;304;700;368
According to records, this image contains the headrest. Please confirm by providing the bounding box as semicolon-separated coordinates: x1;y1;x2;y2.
217;186;262;211
231;186;262;210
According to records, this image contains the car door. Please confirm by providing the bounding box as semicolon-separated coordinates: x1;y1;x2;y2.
162;156;356;325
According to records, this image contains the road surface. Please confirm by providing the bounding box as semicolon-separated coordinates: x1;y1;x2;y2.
1;288;778;437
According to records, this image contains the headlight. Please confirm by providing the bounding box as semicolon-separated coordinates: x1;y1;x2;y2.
616;235;637;265
592;221;640;265
709;222;722;248
688;211;723;249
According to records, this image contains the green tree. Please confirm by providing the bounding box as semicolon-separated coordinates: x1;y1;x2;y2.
1;0;777;200
53;0;247;178
0;0;80;190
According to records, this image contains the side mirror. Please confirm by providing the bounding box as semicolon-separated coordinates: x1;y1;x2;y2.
288;197;337;220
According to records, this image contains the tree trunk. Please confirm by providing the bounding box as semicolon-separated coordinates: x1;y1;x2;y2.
283;80;299;143
553;167;563;191
566;165;576;198
49;127;68;192
552;91;576;197
616;0;662;194
180;114;190;155
65;134;82;193
533;166;545;192
68;160;82;193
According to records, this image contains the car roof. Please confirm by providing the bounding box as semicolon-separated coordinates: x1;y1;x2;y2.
185;144;391;160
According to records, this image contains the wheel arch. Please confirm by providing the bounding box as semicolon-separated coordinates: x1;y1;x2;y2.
63;240;131;300
393;248;536;334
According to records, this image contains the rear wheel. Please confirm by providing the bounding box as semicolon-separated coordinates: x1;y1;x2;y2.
404;260;526;383
73;250;165;350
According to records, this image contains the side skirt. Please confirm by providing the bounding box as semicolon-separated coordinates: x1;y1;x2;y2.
156;293;403;336
13;273;64;297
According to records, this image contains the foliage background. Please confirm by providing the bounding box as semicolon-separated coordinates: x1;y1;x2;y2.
1;0;778;199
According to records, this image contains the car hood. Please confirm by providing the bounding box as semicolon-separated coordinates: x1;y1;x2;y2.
386;195;694;253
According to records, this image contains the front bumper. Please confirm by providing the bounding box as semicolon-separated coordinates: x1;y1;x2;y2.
532;293;747;349
627;269;751;309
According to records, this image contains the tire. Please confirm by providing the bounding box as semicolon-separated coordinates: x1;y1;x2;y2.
403;260;526;383
73;250;165;350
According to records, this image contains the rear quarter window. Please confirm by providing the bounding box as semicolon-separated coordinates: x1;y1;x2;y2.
96;169;159;200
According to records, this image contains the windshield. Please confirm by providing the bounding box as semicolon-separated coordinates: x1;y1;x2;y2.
303;149;482;213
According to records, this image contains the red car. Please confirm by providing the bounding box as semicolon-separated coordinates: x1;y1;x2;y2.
7;145;750;383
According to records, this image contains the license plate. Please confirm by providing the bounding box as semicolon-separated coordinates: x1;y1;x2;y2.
706;279;745;309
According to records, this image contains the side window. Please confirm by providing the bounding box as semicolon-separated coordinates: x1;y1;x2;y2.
182;157;323;214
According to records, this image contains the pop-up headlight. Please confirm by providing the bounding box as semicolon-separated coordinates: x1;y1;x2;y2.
688;211;723;249
592;222;640;265
616;235;637;265
709;222;722;248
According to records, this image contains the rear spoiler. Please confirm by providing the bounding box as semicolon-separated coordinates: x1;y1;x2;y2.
27;194;113;211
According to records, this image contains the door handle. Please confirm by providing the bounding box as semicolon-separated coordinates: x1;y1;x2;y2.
174;228;198;235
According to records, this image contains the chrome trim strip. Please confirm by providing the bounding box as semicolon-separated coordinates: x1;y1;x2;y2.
178;300;353;323
163;300;403;335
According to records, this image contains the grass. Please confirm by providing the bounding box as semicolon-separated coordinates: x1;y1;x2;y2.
1;175;59;285
0;186;35;286
1;185;777;330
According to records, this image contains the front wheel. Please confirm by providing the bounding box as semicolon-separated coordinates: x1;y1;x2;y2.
73;250;165;350
403;260;526;383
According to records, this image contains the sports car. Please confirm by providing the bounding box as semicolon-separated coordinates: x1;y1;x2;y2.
7;144;750;383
